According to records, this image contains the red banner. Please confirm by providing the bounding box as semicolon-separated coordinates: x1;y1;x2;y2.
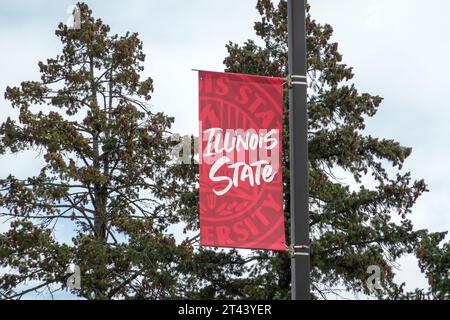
199;71;286;251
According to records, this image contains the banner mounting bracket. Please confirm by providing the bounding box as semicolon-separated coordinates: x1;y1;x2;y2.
288;244;310;258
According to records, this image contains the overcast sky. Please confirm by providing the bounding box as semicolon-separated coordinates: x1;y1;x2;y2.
0;0;449;299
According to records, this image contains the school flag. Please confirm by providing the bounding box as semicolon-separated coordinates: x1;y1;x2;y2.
198;70;286;251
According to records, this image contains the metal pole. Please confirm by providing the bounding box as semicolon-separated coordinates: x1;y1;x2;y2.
288;0;310;300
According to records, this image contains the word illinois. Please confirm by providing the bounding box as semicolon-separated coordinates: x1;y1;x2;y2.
201;127;280;196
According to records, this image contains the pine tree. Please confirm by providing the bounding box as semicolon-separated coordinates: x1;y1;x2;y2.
0;3;194;299
182;0;448;299
414;233;449;299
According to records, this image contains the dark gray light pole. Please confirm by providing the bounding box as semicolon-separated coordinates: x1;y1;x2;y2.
288;0;310;300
